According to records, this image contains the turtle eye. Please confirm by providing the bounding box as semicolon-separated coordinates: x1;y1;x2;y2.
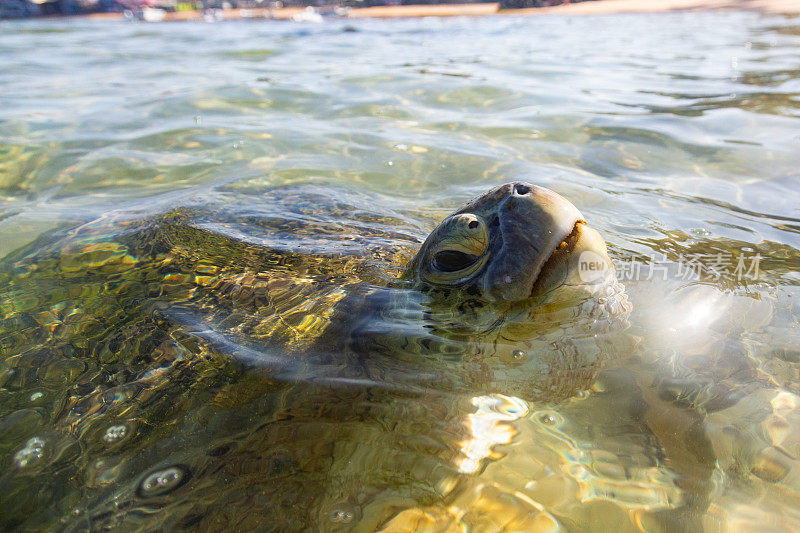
432;250;479;273
421;213;489;284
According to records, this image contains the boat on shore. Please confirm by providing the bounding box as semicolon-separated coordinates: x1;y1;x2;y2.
290;5;322;22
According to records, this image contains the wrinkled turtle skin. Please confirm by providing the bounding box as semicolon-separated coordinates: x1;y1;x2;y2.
0;182;635;531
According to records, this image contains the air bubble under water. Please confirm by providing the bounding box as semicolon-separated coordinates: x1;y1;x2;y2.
14;437;46;468
137;465;190;498
102;424;128;444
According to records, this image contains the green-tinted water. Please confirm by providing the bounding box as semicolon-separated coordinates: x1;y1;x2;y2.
1;11;799;531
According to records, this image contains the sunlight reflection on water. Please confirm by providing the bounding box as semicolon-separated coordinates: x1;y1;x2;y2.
458;394;529;474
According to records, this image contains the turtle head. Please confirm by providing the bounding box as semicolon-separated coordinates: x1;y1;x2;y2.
402;182;629;400
405;181;616;304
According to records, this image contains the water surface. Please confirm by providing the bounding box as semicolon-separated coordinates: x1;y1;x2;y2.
1;11;800;531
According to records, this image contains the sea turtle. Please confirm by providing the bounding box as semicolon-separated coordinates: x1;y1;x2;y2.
0;181;793;531
0;180;635;530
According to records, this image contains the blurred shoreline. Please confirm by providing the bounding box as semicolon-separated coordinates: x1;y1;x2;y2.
29;0;800;22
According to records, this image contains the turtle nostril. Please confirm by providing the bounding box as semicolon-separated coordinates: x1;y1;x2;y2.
514;183;531;195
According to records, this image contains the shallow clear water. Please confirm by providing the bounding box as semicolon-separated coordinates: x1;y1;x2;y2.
1;11;799;531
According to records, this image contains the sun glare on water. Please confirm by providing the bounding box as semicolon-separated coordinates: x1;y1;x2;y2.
458;394;529;474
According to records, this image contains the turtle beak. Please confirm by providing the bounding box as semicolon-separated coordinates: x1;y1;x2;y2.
484;183;588;301
532;220;615;298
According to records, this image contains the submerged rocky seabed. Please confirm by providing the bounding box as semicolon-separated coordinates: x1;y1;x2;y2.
1;11;799;531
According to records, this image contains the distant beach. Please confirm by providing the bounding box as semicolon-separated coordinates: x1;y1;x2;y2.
77;0;800;21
